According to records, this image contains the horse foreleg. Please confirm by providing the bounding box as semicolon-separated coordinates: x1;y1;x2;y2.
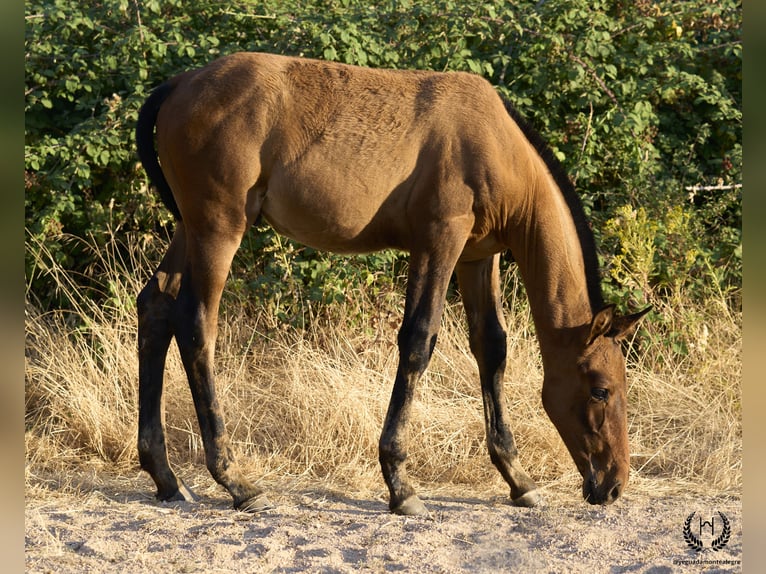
137;226;197;502
379;337;434;517
456;255;542;507
379;238;464;516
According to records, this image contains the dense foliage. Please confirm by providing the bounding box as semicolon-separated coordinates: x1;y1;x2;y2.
25;0;741;317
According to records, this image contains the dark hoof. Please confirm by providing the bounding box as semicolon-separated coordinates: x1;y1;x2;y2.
235;493;274;513
391;495;431;518
511;489;543;508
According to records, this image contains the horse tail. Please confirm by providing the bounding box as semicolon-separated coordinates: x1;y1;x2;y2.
136;82;182;220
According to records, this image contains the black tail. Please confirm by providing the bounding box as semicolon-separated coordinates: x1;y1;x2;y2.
136;83;182;220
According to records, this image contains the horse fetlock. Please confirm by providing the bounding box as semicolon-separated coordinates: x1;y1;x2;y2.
206;455;265;511
487;435;519;466
503;456;541;507
508;467;539;500
380;456;420;516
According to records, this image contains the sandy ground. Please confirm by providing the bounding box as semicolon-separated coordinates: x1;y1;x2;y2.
24;470;742;574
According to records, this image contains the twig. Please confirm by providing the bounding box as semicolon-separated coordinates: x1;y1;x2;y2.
684;183;742;192
220;11;278;19
567;53;622;114
133;0;144;43
580;101;594;158
573;101;594;187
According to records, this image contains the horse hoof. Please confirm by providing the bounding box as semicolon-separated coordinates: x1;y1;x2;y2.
511;490;543;508
236;493;274;513
159;482;198;503
392;495;431;517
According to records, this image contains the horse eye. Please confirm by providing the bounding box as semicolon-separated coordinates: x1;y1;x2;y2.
591;388;609;401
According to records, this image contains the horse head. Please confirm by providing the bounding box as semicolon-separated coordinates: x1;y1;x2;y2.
542;305;651;504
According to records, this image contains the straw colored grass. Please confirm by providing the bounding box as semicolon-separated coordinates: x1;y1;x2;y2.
24;233;741;502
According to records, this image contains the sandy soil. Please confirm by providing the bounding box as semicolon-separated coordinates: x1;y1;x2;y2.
25;472;742;573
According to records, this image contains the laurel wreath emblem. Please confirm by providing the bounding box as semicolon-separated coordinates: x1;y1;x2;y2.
711;511;731;551
683;513;704;552
683;511;731;552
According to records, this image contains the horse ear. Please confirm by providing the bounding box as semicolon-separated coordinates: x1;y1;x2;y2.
610;306;652;341
586;304;616;346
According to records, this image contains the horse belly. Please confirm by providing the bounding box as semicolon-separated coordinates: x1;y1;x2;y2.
260;183;404;254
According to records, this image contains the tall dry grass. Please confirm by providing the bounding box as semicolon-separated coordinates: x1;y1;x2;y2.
25;232;741;502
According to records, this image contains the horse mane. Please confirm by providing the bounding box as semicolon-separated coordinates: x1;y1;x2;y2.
500;97;605;314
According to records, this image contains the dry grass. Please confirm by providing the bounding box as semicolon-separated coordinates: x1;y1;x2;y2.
24;233;741;503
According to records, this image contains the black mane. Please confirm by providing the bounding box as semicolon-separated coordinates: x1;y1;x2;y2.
501;97;605;313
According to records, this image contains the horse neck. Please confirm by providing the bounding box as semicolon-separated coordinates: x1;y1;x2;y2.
506;169;595;362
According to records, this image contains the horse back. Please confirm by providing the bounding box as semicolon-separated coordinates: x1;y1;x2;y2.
155;52;525;255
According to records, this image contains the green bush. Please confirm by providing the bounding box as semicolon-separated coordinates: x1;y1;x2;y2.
25;0;741;316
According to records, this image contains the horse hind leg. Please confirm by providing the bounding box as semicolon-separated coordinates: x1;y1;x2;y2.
172;219;272;512
456;255;542;508
137;224;197;502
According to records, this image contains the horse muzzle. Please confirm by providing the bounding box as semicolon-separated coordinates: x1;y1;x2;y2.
582;475;623;505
